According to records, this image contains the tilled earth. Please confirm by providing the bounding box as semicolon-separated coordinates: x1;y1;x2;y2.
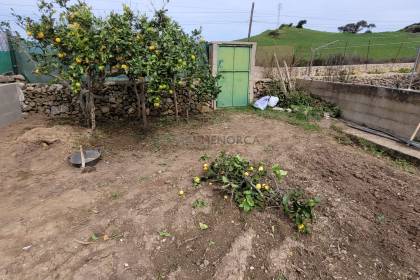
0;112;419;280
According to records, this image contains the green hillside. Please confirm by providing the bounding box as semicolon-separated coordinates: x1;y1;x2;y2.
246;27;420;66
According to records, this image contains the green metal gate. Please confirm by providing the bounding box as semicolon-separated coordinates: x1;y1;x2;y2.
217;45;251;107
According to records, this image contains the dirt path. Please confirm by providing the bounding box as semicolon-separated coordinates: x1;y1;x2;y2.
0;112;418;280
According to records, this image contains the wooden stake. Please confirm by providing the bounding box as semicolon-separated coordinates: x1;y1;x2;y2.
274;53;288;94
410;122;420;141
80;145;86;169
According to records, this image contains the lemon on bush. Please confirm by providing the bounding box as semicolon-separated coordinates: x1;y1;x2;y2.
58;52;65;59
36;31;45;39
148;45;156;51
98;65;105;71
256;183;262;190
153;102;160;108
203;163;209;171
244;172;249;177
121;64;129;70
54;37;61;43
75;57;82;64
191;54;196;61
258;166;264;172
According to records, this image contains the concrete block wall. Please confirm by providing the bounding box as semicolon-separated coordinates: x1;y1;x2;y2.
0;83;22;127
297;79;420;140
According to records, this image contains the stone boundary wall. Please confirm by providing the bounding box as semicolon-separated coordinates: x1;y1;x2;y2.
21;82;210;120
297;79;420;140
253;63;414;81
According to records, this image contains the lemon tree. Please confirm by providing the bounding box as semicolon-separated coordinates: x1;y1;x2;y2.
22;0;111;130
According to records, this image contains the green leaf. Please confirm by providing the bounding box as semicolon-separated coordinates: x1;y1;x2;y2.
159;230;172;237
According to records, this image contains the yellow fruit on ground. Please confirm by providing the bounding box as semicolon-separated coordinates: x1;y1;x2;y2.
248;166;254;171
256;183;262;190
178;190;185;196
203;163;209;171
224;195;228;200
258;166;264;172
36;32;45;39
209;182;213;186
298;224;305;232
194;177;201;184
263;184;270;190
54;37;61;43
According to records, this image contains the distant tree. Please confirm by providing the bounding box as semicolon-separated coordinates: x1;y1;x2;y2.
338;20;375;33
296;20;307;29
401;23;420;33
279;23;293;29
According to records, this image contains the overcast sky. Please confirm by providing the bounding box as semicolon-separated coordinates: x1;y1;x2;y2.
1;0;419;40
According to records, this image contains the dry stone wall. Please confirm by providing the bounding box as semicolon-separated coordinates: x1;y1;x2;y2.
20;82;211;120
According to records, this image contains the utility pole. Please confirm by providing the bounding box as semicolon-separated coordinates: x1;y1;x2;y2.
247;2;255;41
277;3;282;28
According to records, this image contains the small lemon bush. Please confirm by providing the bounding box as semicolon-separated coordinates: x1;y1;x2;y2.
195;152;320;233
198;152;287;212
282;190;320;234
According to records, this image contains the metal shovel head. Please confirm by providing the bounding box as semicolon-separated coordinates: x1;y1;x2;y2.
69;149;101;167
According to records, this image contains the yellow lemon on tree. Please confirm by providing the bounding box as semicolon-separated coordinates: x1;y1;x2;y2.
75;82;81;88
244;172;249;177
58;52;65;59
75;57;82;64
169;89;174;94
36;31;45;39
148;45;156;51
121;64;129;70
191;54;196;61
34;68;40;74
54;37;61;43
153;102;160;108
256;183;262;190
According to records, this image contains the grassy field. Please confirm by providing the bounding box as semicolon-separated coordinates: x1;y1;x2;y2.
246;27;420;66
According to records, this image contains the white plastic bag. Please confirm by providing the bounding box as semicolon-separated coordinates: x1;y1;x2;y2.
267;96;279;107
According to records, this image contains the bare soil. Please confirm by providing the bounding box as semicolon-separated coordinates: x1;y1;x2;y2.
0;111;419;280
